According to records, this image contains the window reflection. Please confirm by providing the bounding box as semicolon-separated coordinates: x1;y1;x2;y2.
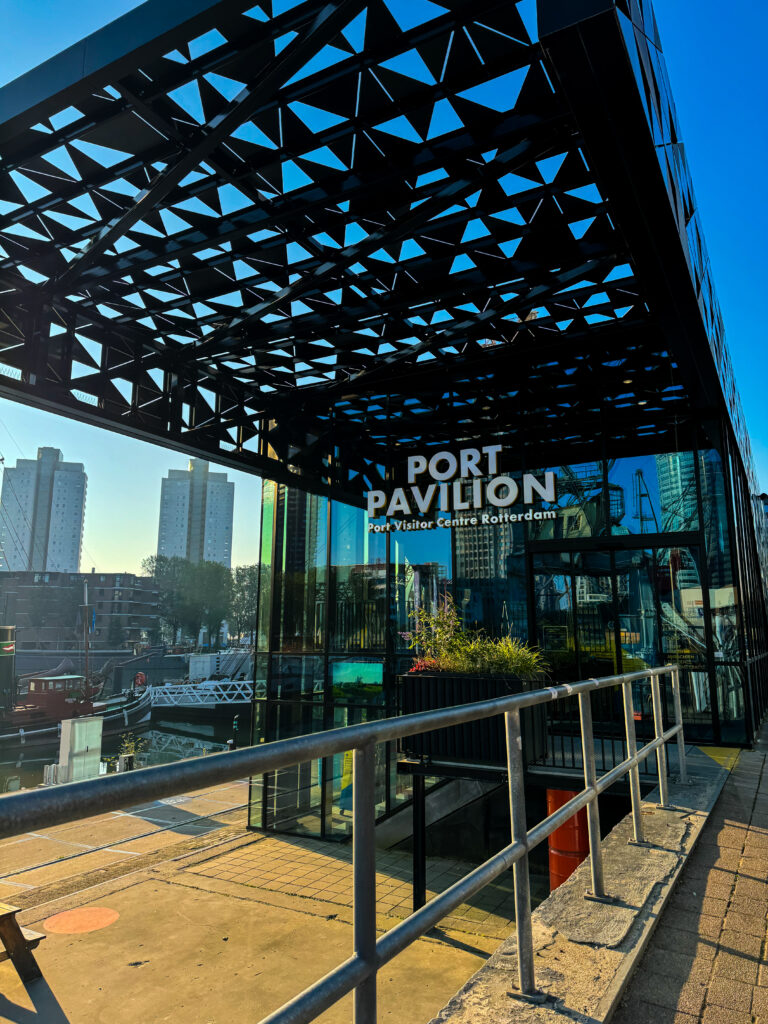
615;548;659;669
257;481;276;650
657;544;706;664
270;655;324;701
390;515;451;650
533;551;577;678
609;452;698;534
699;448;740;660
330;503;386;652
572;550;617;676
277;492;327;652
455;518;527;639
716;664;745;741
529;462;605;539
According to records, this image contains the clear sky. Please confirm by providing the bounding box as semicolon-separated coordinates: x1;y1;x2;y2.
1;3;265;575
0;0;766;575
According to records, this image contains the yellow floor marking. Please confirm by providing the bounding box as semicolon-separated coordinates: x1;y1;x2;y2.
695;746;740;770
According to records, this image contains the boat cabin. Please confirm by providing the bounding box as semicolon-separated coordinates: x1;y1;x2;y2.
26;675;85;694
19;675;91;719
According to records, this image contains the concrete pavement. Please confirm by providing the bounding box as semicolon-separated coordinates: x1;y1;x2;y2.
0;785;525;1024
612;736;768;1024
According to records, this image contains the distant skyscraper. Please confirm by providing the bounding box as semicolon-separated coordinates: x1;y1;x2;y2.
157;459;234;566
0;447;87;572
655;452;698;532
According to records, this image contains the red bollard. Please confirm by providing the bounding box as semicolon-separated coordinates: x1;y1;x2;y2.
546;789;590;890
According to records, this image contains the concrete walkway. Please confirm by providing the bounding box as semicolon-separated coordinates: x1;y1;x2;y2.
0;809;522;1023
613;736;768;1024
185;832;527;939
0;780;249;906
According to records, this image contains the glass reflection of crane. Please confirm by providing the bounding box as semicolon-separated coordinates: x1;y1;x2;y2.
558;462;612;509
633;469;659;534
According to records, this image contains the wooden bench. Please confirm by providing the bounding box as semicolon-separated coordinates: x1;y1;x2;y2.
0;903;45;982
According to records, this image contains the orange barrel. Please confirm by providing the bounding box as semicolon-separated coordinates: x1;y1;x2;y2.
546;789;590;891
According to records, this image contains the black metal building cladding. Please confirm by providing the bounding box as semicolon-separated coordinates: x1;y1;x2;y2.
0;0;751;490
0;0;766;751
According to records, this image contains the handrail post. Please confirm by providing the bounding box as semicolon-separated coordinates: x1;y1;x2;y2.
621;680;645;845
412;773;427;912
353;743;377;1024
650;673;670;808
671;668;688;784
504;709;536;997
578;690;606;899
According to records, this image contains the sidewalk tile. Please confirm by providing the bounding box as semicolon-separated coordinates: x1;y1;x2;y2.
705;976;754;1013
717;929;763;958
712;951;760;986
701;1008;753;1024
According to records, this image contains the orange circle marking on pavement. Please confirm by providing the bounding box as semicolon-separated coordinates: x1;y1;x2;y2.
44;907;119;934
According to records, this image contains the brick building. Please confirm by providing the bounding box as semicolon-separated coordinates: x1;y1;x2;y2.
0;572;160;651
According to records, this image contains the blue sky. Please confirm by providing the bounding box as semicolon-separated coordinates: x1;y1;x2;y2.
1;2;265;574
0;1;766;572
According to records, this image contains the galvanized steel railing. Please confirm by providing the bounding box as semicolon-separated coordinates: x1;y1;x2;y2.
0;666;686;1021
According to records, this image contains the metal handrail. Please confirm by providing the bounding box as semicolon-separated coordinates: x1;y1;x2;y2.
0;665;687;1021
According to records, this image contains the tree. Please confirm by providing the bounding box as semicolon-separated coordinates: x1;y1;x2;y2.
230;564;260;643
201;561;233;648
141;554;190;643
175;562;205;641
142;556;233;648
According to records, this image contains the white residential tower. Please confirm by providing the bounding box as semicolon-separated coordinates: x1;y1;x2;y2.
157;459;234;567
0;447;87;572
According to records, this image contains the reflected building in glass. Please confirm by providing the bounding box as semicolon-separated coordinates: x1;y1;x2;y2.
252;413;768;835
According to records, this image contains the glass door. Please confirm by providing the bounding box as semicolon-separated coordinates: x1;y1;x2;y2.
532;550;616;681
614;543;714;738
572;550;618;678
532;550;578;680
532;549;620;771
614;547;661;671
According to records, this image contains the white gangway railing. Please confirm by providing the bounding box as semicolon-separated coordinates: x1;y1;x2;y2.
149;679;265;707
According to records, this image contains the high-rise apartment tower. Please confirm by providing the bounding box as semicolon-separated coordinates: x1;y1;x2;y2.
157;459;234;567
0;447;87;572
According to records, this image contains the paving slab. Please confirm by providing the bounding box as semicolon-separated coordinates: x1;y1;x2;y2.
0;784;248;907
0;836;80;874
184;833;524;939
9;849;133;888
32;815;164;846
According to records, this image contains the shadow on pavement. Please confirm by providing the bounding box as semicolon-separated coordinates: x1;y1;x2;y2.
0;977;72;1023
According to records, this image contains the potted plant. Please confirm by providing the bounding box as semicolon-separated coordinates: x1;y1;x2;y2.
397;596;549;766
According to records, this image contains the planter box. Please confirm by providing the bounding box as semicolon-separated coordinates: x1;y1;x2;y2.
396;673;548;768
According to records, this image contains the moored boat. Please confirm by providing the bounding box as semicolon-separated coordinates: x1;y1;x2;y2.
0;674;151;759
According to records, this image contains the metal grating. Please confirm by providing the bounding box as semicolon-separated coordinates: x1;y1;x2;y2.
0;0;752;498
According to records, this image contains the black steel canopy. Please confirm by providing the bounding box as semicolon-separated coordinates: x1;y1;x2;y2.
0;0;753;500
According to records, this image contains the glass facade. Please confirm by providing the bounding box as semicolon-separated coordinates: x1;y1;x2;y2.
251;419;768;834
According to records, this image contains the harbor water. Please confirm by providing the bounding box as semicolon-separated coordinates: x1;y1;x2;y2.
0;711;243;793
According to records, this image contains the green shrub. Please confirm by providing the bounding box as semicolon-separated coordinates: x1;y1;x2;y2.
403;596;548;679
